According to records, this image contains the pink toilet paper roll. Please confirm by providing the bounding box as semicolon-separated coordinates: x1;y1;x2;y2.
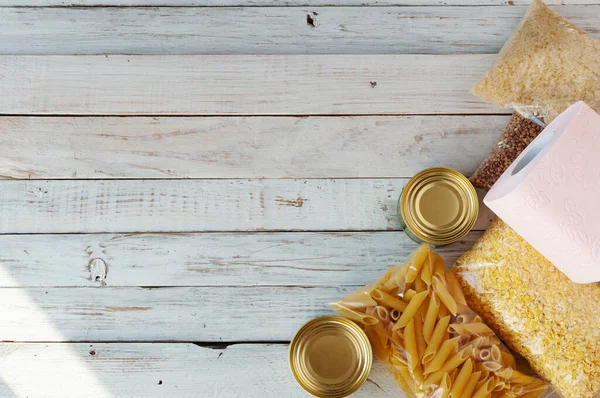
485;101;600;283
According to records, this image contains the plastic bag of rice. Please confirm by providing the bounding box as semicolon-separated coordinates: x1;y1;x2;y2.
472;0;600;123
453;219;600;398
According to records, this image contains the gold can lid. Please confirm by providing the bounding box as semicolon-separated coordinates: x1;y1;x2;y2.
289;316;372;398
400;167;478;245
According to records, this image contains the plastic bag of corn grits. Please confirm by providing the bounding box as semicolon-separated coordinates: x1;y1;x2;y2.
454;219;600;398
472;0;600;123
330;244;549;398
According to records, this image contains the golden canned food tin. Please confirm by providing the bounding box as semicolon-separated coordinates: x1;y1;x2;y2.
398;167;478;246
289;316;372;397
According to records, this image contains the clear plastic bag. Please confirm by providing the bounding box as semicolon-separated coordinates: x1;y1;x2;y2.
330;244;549;398
472;0;600;123
454;219;600;398
470;113;544;190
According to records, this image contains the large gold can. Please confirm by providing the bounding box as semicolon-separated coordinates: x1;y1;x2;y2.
398;167;478;246
289;316;372;397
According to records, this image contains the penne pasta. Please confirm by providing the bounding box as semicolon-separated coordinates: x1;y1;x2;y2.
404;318;420;369
433;252;446;276
369;320;390;347
364;327;390;363
397;366;417;395
448;367;458;381
433;276;458;316
500;351;516;368
375;306;390;322
421;251;434;285
495;367;513;380
510;384;524;395
523;379;546;392
422;295;440;343
491;345;501;362
419;295;430;320
330;244;549;398
478;348;492;361
438;303;450;319
391;328;404;344
449;322;495;336
425;346;472;385
422;315;452;364
329;302;378;325
403;289;417;302
382;265;406;293
440;373;452;398
462;371;483;398
470;336;487;349
371;289;408;312
449;359;473;398
472;378;495;398
395;290;429;329
492;377;506;392
413;314;427;362
441;345;472;374
508;370;537;385
457;334;471;350
454;313;471;324
411;363;425;386
405;244;430;283
423;336;461;375
414;276;427;293
446;271;467;306
393;371;412;396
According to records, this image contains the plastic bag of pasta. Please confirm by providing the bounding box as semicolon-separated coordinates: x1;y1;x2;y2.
472;0;600;123
330;244;549;398
454;219;600;398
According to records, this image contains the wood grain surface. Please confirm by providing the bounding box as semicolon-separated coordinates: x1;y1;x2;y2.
0;285;355;341
0;343;399;397
0;6;597;55
0;115;507;179
0;54;502;115
0;179;495;233
0;232;481;287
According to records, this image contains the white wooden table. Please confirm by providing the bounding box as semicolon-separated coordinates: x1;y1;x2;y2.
0;1;597;396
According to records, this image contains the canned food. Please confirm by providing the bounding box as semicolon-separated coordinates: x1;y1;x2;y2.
398;167;478;246
289;316;372;397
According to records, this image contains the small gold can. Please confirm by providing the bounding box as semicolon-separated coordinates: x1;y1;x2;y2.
289;316;372;397
398;167;478;246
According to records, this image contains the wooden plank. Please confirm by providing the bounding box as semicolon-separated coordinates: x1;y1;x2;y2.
0;116;508;179
0;232;481;287
0;343;400;397
0;179;495;233
0;55;503;115
0;285;356;341
1;6;599;55
0;0;596;6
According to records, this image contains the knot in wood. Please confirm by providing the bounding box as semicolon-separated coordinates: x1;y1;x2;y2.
89;258;107;284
